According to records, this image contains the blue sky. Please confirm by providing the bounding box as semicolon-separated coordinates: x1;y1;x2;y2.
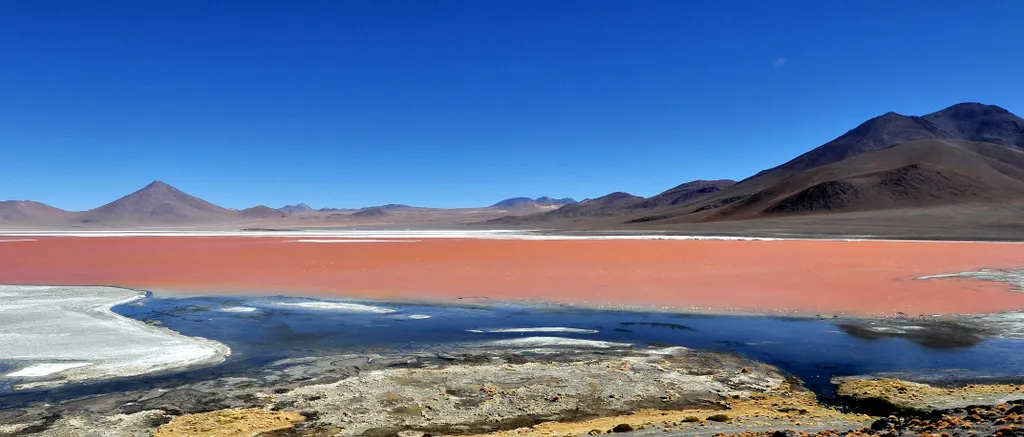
2;1;1023;210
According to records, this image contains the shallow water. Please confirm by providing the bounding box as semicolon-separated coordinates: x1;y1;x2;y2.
3;292;1024;406
118;295;1024;392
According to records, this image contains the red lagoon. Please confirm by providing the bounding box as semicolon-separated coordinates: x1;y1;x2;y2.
1;236;1022;316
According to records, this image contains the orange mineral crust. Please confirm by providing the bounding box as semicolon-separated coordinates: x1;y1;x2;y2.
1;237;1022;316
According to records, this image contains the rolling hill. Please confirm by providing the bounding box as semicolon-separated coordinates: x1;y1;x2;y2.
0;201;68;224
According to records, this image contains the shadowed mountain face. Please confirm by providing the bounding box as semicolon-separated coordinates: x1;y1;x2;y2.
351;207;388;217
623;103;1024;224
631;180;736;209
241;205;286;219
280;203;314;213
536;192;644;218
0;201;68;223
491;197;577;208
923;103;1024;148
74;181;235;224
491;180;734;225
703;139;1024;220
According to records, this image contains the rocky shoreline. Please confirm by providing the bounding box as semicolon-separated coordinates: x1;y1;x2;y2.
1;341;1023;436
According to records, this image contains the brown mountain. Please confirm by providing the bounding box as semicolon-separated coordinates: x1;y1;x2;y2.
924;103;1024;148
240;205;286;219
74;181;235;225
351;207;389;218
631;103;1024;223
699;139;1024;220
0;200;69;223
631;180;736;209
491;197;577;209
507;192;643;222
492;179;735;225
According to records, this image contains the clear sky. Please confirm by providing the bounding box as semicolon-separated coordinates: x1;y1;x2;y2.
2;1;1023;210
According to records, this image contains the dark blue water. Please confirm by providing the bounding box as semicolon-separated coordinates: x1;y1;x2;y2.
110;294;1024;397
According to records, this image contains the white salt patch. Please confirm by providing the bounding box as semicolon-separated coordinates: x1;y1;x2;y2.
288;239;420;243
7;229;1008;243
0;285;229;388
408;314;432;319
220;306;258;313
277;301;396;314
6;362;92;377
471;327;598;334
643;346;690;355
467;329;484;333
490;337;631;349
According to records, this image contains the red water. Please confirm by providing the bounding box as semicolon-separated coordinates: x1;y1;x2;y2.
1;237;1022;316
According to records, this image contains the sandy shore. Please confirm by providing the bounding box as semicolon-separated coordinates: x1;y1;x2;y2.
0;285;229;389
0;236;1023;316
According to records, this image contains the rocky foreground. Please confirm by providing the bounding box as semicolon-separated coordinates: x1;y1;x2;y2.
1;345;1023;437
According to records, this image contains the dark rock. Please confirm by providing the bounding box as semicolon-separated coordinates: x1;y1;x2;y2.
612;423;634;432
871;418;893;430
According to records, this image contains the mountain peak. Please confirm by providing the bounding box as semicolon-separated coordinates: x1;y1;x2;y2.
280;203;314;213
77;180;231;224
925;102;1023;148
930;102;1012;119
143;180;172;190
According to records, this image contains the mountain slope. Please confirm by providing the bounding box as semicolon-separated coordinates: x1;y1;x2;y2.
280;203;314;213
74;181;236;224
641;139;1024;223
662;103;1024;218
631;180;736;209
530;192;642;219
491;197;577;208
923;102;1024;148
0;201;69;223
241;205;286;219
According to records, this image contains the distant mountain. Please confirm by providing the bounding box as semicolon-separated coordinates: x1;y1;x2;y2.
0;200;68;223
631;180;736;209
923;103;1024;148
623;103;1024;225
491;197;577;208
241;205;286;219
74;181;235;224
280;203;314;213
703;139;1024;220
539;192;643;218
351;207;388;217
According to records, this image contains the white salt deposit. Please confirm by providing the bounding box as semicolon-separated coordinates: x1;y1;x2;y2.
490;337;631;349
470;327;598;334
6;362;92;377
407;314;432;319
0;285;229;388
220;306;258;313
288;239;420;243
276;301;397;314
3;229;1002;243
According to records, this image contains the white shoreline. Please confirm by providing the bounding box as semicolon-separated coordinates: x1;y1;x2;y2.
0;229;1019;243
470;327;599;334
0;285;230;389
